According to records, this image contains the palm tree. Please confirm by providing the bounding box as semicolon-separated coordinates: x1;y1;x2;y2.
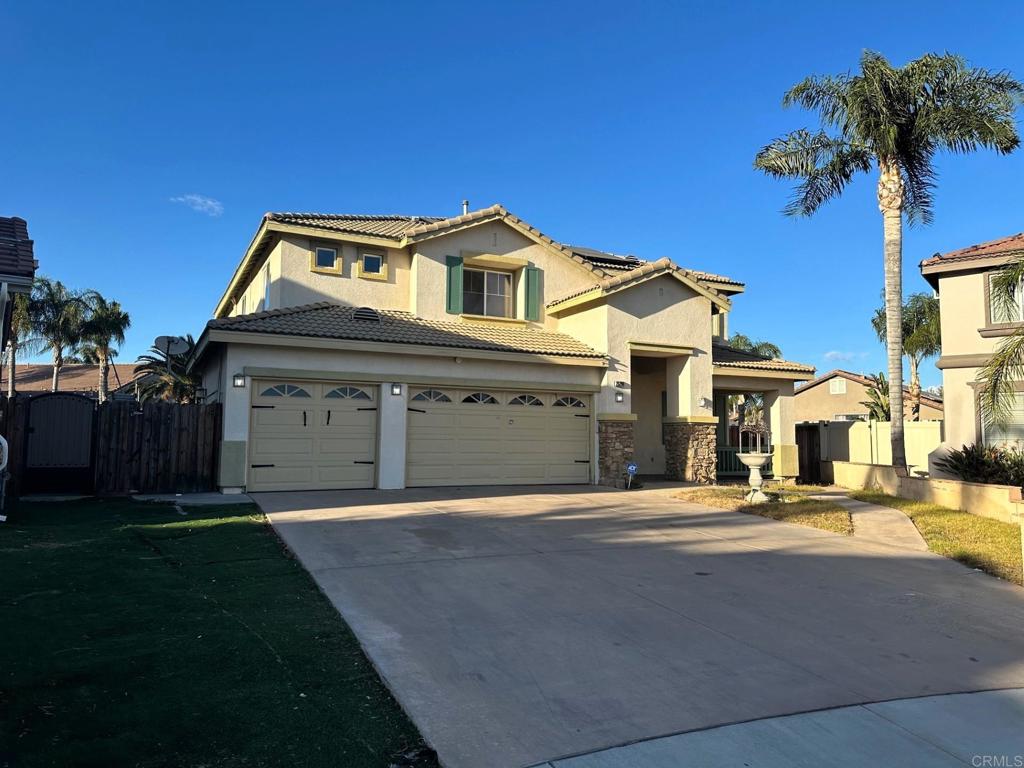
5;293;31;397
755;51;1021;473
134;335;200;403
861;372;891;421
25;277;90;391
977;263;1024;424
871;293;941;421
80;295;131;403
728;333;782;359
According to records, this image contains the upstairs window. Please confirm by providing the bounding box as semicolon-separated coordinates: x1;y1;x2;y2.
312;246;340;274
464;268;512;318
829;378;846;395
990;273;1024;324
358;250;388;280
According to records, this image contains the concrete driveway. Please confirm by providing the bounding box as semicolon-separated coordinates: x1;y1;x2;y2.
255;486;1024;768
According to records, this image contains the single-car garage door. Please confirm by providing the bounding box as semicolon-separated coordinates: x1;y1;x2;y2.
248;380;377;492
406;388;591;486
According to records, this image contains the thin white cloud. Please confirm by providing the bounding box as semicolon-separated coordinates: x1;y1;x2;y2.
823;350;857;362
170;193;224;217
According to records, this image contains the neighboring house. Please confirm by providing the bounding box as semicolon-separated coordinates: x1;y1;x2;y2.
192;204;815;493
794;369;944;423
2;364;141;399
0;216;39;351
921;232;1024;454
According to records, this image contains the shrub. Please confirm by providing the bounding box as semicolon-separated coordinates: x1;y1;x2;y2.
935;444;1024;488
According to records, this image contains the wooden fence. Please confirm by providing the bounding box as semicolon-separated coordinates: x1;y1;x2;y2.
0;396;222;496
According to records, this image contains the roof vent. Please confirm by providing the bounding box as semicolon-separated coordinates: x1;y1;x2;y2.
353;306;381;323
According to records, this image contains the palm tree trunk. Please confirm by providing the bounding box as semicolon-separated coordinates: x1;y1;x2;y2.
98;352;109;404
51;349;62;392
6;342;14;398
878;160;908;474
908;355;921;422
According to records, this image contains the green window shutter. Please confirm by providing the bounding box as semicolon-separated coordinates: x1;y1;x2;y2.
445;255;464;314
524;266;541;321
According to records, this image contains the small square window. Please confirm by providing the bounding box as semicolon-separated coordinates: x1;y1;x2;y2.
314;247;338;271
829;378;846;395
358;250;388;280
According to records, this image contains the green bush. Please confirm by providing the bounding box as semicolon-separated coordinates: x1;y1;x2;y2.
934;444;1024;488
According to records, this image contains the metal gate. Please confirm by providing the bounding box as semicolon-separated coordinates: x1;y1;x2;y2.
23;393;95;493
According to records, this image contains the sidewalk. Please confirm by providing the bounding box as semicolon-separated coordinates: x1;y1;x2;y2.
811;490;928;551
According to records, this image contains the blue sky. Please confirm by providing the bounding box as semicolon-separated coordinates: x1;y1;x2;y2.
3;1;1024;387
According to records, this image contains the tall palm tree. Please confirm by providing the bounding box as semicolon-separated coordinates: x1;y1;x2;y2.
728;333;782;359
25;277;90;392
5;292;31;397
134;335;200;403
755;51;1021;472
80;295;131;403
871;292;941;420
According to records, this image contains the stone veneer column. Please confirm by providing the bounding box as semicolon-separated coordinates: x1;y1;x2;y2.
597;418;635;488
664;421;716;484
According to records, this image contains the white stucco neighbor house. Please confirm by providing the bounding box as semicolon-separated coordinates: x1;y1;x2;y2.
191;204;814;492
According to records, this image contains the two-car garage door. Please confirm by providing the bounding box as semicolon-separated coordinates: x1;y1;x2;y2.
247;379;592;491
406;388;592;486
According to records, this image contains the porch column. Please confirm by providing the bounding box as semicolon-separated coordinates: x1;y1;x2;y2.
663;355;716;483
765;383;798;482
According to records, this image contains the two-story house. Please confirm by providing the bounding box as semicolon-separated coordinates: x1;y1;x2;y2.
922;232;1024;458
192;204;814;493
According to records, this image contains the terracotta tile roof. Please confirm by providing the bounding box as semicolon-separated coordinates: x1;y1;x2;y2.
547;257;732;310
0;216;38;285
208;303;606;360
2;364;141;393
921;232;1024;268
266;212;446;240
796;369;943;407
568;245;744;287
712;342;815;374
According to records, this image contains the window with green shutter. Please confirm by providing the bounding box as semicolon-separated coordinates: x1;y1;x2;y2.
525;266;541;321
445;255;463;314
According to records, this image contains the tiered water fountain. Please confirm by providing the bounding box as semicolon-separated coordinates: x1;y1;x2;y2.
736;422;772;503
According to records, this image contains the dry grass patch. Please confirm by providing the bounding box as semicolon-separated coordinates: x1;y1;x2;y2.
849;491;1023;586
677;486;853;536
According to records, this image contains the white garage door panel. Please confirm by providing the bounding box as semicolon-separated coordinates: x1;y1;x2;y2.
407;389;591;487
248;381;377;492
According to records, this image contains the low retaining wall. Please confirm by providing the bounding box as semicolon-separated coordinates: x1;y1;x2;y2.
830;460;1024;524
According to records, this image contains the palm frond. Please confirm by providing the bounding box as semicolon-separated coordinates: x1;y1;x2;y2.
978;329;1024;426
754;130;872;216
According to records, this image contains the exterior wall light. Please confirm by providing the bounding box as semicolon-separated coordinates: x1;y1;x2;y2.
614;391;625;403
232;373;246;388
391;383;403;396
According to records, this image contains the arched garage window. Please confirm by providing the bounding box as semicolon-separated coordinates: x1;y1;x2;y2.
462;392;498;404
325;386;371;400
552;396;586;408
509;394;544;406
411;389;452;402
260;384;311;398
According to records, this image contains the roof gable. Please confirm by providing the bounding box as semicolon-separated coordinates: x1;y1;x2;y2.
795;369;943;407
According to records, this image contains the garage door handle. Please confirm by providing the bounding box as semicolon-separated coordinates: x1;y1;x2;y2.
407;407;426;413
303;410;307;426
353;460;375;465
326;410;331;426
357;407;377;411
574;414;589;418
252;405;275;409
251;463;275;468
574;460;590;464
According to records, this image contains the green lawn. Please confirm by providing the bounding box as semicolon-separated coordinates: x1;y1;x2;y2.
0;499;438;768
849;491;1023;586
678;486;853;536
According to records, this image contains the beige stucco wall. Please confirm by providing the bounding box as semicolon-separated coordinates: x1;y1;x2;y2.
794;377;943;422
229;240;282;316
409;221;597;326
275;234;411;311
605;276;713;417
